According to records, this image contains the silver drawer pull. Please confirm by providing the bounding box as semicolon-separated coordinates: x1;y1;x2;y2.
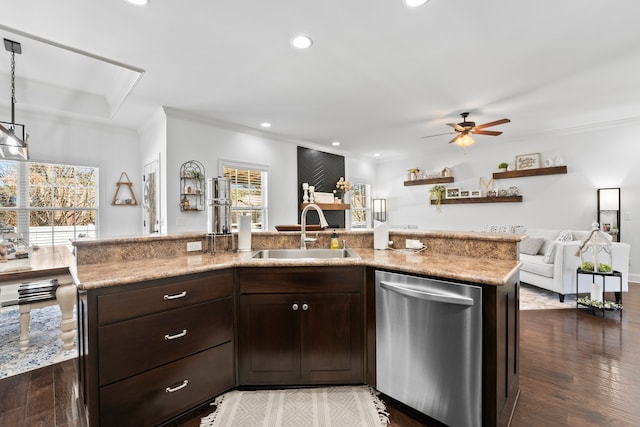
292;303;299;311
164;291;187;301
164;329;187;340
165;379;189;393
302;303;309;311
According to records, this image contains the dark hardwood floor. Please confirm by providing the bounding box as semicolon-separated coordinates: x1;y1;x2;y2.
2;284;640;427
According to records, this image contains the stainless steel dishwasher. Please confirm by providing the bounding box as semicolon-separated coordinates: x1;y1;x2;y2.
375;270;483;427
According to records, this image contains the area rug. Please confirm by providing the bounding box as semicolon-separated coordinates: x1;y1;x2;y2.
200;386;389;427
0;305;77;379
519;283;576;310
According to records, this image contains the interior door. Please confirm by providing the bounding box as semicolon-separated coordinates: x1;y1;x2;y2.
142;157;160;234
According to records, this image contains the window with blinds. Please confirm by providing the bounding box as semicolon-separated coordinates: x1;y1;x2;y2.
0;159;98;246
350;181;371;229
222;163;268;231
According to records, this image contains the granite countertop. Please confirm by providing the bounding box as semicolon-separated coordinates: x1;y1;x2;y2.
73;247;521;290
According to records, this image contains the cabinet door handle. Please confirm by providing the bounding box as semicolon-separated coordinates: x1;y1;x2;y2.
292;303;299;311
164;291;187;301
164;329;188;340
302;303;309;311
165;379;189;393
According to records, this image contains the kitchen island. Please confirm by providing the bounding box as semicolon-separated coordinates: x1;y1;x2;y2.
73;230;522;427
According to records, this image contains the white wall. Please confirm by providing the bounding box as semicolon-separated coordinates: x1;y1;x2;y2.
375;118;640;280
9;111;142;238
164;109;377;233
139;107;168;233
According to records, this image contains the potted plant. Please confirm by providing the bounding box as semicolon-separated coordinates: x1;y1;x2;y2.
429;185;446;212
498;162;509;172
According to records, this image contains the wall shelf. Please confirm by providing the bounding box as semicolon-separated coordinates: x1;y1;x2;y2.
404;177;454;186
301;203;350;211
431;196;523;205
179;160;205;211
493;166;567;179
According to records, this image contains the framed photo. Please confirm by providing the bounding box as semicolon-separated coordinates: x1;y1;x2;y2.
459;190;470;198
515;153;541;170
470;190;482;198
445;187;460;199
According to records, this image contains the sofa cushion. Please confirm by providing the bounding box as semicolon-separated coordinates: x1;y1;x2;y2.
524;229;560;256
520;254;555;278
543;230;574;263
520;237;545;255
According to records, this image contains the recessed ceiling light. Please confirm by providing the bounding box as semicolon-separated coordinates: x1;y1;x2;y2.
373;153;381;157
125;0;149;6
332;141;341;147
260;122;271;128
291;35;313;49
404;0;429;7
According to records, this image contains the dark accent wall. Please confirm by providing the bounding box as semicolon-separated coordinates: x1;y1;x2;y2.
297;146;345;228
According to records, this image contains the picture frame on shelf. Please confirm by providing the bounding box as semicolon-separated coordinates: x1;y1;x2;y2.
470;190;482;198
515;153;541;170
460;190;470;198
445;187;460;199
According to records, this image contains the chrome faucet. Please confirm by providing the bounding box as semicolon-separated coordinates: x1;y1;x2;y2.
300;203;329;249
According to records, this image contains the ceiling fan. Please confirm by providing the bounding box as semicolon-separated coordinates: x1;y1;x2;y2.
422;112;511;149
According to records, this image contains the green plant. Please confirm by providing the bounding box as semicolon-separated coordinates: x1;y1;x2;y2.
429;185;446;212
581;261;612;273
498;162;509;169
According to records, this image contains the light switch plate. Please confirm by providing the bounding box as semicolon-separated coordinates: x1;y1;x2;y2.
187;241;202;252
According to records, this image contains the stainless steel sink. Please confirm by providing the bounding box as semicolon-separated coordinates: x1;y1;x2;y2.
251;248;360;260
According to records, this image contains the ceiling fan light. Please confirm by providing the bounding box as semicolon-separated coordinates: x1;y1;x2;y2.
454;133;475;148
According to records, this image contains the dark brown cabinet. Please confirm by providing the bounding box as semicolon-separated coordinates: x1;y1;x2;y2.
78;269;235;427
238;266;364;386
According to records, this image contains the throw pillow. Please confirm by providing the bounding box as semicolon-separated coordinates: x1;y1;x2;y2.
520;237;545;255
543;230;574;263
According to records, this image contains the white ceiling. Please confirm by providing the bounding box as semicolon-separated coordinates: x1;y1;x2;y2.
1;0;639;158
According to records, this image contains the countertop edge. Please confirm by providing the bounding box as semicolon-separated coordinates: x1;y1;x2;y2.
74;250;521;290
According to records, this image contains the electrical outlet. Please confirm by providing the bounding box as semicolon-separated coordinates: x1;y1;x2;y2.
406;239;424;249
187;241;202;252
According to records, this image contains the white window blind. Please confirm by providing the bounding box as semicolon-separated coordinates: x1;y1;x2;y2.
222;162;268;231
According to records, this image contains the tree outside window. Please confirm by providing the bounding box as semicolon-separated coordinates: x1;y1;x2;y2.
0;160;98;246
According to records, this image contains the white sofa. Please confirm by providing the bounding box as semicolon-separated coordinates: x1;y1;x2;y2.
517;228;630;302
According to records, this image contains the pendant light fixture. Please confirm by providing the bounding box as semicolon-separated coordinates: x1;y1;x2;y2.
1;38;28;160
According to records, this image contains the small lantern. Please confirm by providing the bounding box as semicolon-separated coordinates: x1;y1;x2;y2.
577;222;613;274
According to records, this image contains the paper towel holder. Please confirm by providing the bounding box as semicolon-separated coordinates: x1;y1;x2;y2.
373;199;387;222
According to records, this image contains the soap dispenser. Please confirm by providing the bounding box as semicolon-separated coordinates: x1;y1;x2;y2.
330;230;340;249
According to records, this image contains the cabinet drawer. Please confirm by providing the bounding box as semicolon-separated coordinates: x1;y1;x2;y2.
97;271;232;325
239;266;363;294
99;298;232;385
100;343;234;427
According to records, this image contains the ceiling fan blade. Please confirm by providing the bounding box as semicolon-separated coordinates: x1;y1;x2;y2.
475;118;510;129
473;130;502;136
421;132;454;139
446;123;466;132
448;135;459;144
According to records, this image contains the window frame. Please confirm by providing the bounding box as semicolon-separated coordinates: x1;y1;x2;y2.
348;179;372;229
0;159;99;247
219;159;269;231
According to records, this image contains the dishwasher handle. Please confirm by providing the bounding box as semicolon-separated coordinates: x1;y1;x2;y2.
379;280;474;306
